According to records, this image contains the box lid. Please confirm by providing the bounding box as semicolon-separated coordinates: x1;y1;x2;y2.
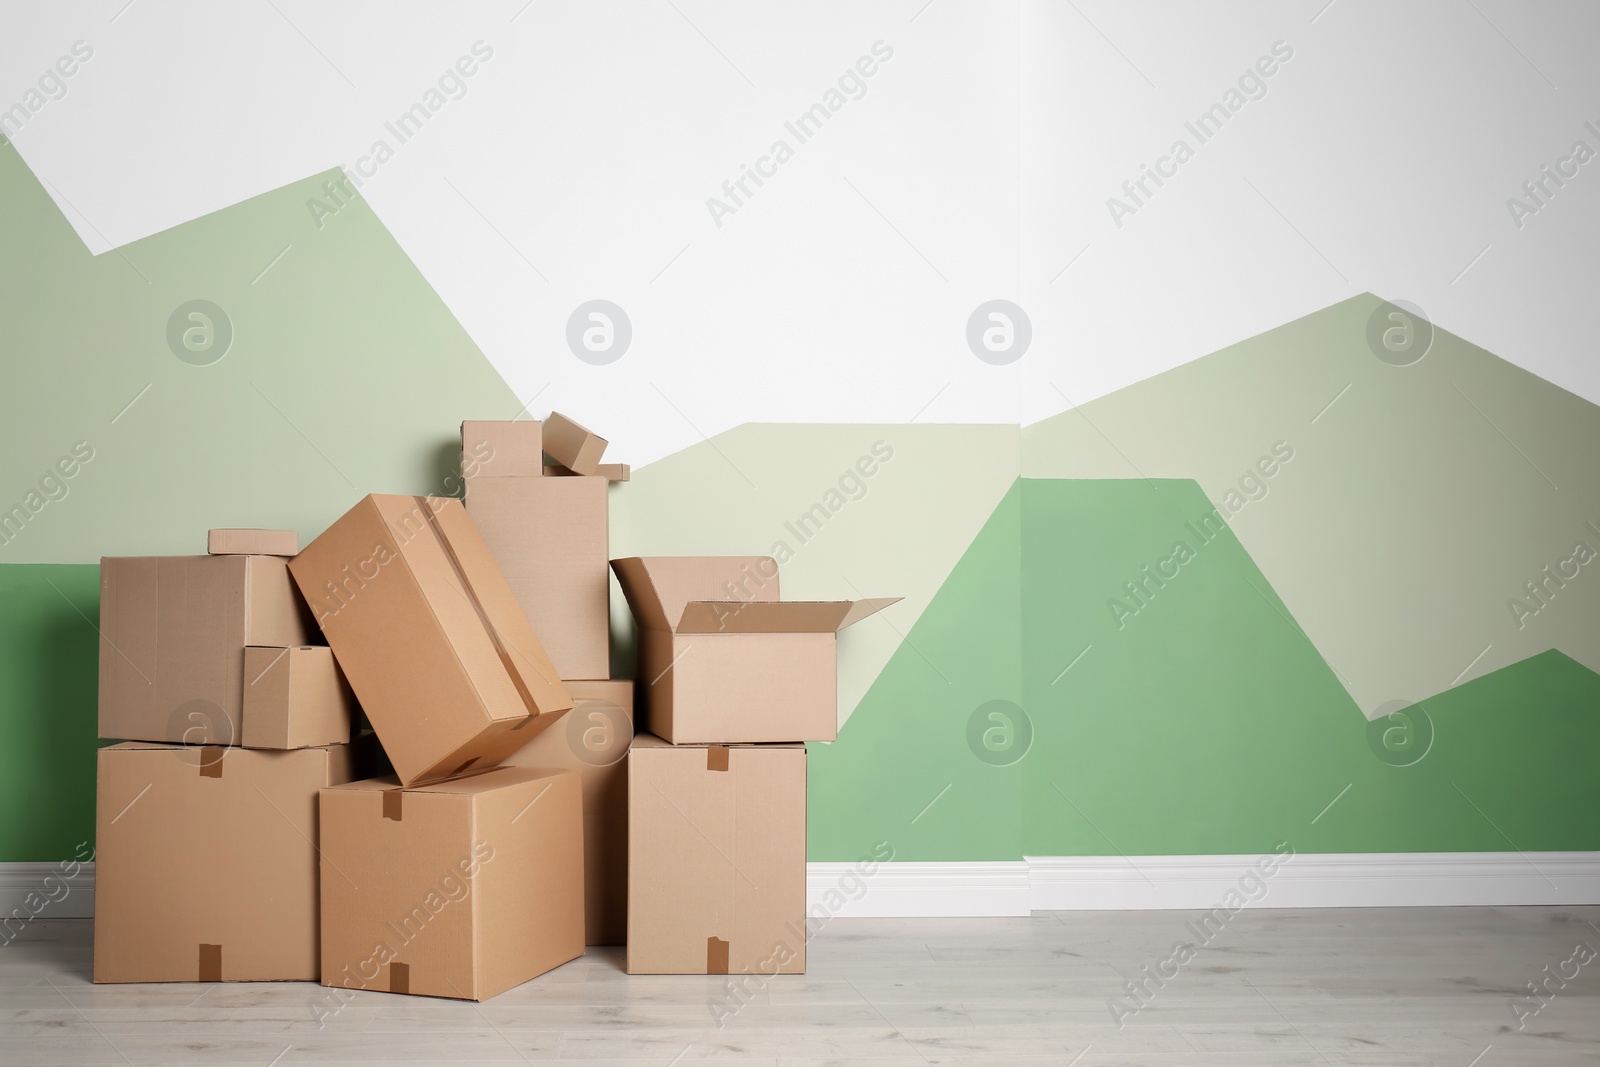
327;766;568;797
612;556;898;634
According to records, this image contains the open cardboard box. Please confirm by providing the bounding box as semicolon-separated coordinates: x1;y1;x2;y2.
611;556;899;743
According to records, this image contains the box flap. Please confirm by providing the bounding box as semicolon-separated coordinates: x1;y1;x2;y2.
611;557;780;633
325;767;566;797
676;596;901;634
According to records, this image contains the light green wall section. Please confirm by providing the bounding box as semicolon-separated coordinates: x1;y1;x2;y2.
1025;294;1600;716
609;422;1019;728
0;145;519;563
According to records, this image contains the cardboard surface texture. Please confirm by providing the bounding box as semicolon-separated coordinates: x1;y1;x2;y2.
319;767;585;1001
288;495;572;786
242;646;358;749
93;742;353;983
463;423;612;680
541;412;608;476
462;420;543;478
610;557;900;743
626;734;806;975
207;529;299;556
503;679;633;945
544;463;630;482
98;555;316;744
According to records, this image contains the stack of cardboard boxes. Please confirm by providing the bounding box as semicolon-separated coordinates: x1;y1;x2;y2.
91;411;895;996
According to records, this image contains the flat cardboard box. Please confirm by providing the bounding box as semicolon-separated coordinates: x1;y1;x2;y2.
93;741;352;983
288;495;572;786
503;679;632;945
208;528;299;556
544;463;630;482
99;555;317;744
243;646;358;750
610;557;899;744
319;767;585;1000
464;433;611;681
541;412;607;476
627;734;806;975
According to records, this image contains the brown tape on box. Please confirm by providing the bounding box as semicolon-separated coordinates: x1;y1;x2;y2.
389;961;409;994
200;748;225;778
414;497;543;719
706;936;729;975
706;746;729;772
198;943;222;982
383;789;403;822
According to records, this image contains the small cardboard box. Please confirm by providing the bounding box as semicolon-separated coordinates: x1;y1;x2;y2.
627;734;806;975
93;741;353;983
208;528;299;556
610;557;899;743
289;495;572;786
319;767;585;1001
99;555;316;744
541;412;608;476
503;679;632;945
242;646;358;750
464;423;611;681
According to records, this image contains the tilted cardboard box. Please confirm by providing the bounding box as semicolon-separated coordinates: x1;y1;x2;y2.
463;421;612;681
627;734;806;976
541;412;608;476
242;646;358;750
503;679;633;945
610;557;899;743
98;555;316;744
319;767;585;1001
289;494;572;786
93;741;353;983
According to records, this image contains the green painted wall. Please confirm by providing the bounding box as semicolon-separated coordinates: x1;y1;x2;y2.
0;566;100;858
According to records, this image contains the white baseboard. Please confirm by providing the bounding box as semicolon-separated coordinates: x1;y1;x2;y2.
0;862;95;925
4;854;1596;925
809;852;1600;916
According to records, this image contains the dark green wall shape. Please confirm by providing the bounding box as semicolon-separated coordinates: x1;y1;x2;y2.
808;483;1023;862
1021;477;1600;855
0;565;100;859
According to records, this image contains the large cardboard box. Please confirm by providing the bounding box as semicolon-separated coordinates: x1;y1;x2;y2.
98;555;316;744
503;679;632;945
463;422;611;680
289;495;572;786
610;557;899;743
93;741;352;983
627;734;806;975
319;767;585;1001
242;646;358;750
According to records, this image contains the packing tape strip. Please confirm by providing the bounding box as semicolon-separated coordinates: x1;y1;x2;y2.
382;788;403;822
706;936;729;975
414;497;543;724
198;943;222;982
389;961;409;995
200;747;225;778
706;746;729;772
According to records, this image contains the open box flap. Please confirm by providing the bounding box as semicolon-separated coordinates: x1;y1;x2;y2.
611;556;779;632
676;596;901;634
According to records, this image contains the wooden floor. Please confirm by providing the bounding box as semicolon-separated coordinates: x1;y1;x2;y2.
3;908;1598;1065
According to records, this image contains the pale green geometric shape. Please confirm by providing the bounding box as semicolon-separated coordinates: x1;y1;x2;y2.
1024;294;1600;715
0;149;518;563
610;423;1019;727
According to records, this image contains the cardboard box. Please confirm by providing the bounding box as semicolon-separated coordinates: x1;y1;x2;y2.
319;767;585;1001
208;528;299;556
610;557;899;744
243;646;358;750
462;419;543;478
503;679;632;945
93;741;352;983
541;412;607;476
98;555;316;744
464;426;611;681
627;734;806;975
288;494;572;786
544;463;630;482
